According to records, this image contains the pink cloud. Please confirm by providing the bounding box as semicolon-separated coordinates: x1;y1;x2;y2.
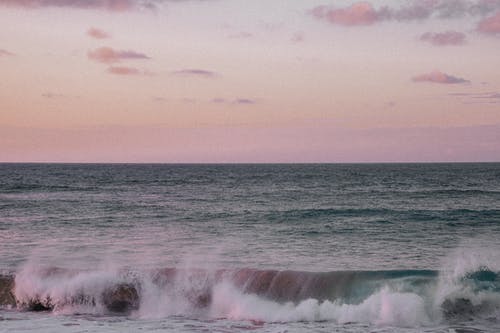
107;66;141;75
311;2;433;26
88;47;150;64
412;71;470;84
87;27;110;39
420;31;466;45
0;0;136;11
312;2;379;26
171;69;218;78
477;11;500;34
311;1;500;27
0;49;15;57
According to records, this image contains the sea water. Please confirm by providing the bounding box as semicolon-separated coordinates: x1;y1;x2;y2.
0;163;499;332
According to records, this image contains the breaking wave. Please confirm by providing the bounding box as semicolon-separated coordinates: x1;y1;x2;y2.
1;259;499;327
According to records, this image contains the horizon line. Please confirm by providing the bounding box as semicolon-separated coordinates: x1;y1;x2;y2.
1;161;499;165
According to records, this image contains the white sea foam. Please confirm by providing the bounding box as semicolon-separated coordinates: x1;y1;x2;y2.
14;262;434;327
433;240;500;320
14;262;124;314
209;282;431;327
9;241;500;327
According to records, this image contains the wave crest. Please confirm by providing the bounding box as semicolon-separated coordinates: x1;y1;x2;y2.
1;263;499;326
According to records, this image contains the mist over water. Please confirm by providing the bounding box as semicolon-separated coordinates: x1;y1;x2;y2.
1;163;499;332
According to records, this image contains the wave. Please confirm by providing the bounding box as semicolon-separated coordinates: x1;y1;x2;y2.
0;184;100;195
1;264;499;326
264;208;500;223
383;189;500;196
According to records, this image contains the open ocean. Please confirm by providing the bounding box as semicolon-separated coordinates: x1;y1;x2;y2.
1;163;500;332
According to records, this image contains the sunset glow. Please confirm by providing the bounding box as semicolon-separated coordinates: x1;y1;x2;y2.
1;0;500;162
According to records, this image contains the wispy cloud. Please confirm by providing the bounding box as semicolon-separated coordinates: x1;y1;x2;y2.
234;98;256;105
480;92;500;99
211;98;257;105
181;98;197;104
88;47;150;64
311;1;500;27
211;98;226;104
449;91;500;103
477;11;500;34
171;69;218;78
228;31;253;39
42;92;66;98
107;66;139;75
412;71;470;84
420;31;466;46
0;0;208;12
152;96;167;103
0;0;137;11
87;27;110;39
0;49;15;57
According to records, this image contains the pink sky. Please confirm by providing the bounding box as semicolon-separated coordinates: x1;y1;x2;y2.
1;0;500;162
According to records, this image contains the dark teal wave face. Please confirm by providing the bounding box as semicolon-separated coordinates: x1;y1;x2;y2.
463;267;500;293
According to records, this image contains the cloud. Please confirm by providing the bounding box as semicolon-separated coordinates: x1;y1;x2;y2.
469;92;500;102
0;0;137;11
412;71;470;84
181;98;197;104
88;47;150;64
311;1;500;27
42;92;65;98
477;11;500;34
392;0;500;19
482;92;500;99
0;49;15;57
0;0;209;12
228;31;253;39
381;2;431;21
449;91;500;103
87;27;110;39
211;98;226;104
107;66;150;75
210;97;257;105
234;98;256;105
311;2;434;26
420;31;466;45
171;69;218;78
311;2;379;26
465;0;500;17
152;96;167;102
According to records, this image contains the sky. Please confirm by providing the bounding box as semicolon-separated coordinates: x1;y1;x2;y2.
1;0;499;163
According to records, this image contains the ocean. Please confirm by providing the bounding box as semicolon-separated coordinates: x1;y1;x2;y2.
0;163;499;332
